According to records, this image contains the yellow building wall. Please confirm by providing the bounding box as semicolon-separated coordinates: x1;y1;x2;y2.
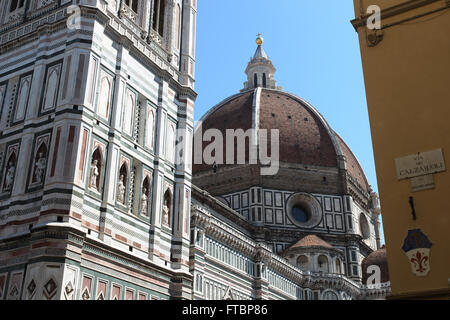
353;0;450;298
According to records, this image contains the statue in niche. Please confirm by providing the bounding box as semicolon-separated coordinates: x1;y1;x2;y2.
34;152;47;183
162;201;169;226
90;159;99;190
117;175;126;204
4;161;16;191
141;187;148;215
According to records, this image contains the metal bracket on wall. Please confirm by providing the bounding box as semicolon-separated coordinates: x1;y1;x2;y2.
352;0;450;47
366;29;384;47
409;196;417;220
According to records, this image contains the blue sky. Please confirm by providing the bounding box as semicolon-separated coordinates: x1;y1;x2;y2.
193;0;384;244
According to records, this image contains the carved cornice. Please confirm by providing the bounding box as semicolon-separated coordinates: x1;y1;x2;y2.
351;0;447;30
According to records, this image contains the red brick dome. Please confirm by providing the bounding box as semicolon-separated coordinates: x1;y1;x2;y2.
192;88;370;196
361;246;390;284
194;88;338;169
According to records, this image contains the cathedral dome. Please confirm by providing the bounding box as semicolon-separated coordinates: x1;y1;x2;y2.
361;246;390;284
193;37;370;197
195;88;340;168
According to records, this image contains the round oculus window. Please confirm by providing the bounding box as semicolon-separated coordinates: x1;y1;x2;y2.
292;205;310;223
285;193;323;229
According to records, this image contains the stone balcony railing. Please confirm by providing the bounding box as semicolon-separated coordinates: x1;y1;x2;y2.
119;3;138;25
149;29;163;46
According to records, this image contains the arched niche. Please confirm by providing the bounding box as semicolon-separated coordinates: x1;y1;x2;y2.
162;188;172;226
317;255;329;273
296;255;309;271
32;142;48;184
117;162;128;205
3;152;17;191
90;148;103;190
141;176;151;216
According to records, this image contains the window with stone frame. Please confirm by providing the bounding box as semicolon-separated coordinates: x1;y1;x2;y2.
317;255;329;273
124;0;139;13
121;0;142;25
335;258;342;274
166;121;176;164
174;4;181;49
352;265;359;277
322;290;339;300
9;0;24;12
97;70;114;122
296;255;309;271
152;0;166;37
13;73;33;124
145;105;156;150
4;0;26;23
41;62;63;113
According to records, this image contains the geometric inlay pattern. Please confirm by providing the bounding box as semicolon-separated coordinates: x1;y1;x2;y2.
81;288;90;300
43;278;57;300
27;279;37;297
63;280;75;300
9;285;19;299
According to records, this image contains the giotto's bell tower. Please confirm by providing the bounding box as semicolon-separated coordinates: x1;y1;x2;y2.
0;0;197;300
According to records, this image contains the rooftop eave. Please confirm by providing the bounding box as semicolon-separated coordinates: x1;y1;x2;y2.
351;0;446;31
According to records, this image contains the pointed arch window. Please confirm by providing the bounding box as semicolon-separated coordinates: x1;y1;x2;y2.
152;0;166;37
335;258;342;274
122;88;136;137
97;71;113;120
124;0;139;13
145;108;155;149
175;4;181;49
254;74;258;88
263;73;267;88
14;75;32;123
42;64;62;112
166;122;176;163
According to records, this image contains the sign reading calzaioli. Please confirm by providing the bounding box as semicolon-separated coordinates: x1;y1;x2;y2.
395;149;446;180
